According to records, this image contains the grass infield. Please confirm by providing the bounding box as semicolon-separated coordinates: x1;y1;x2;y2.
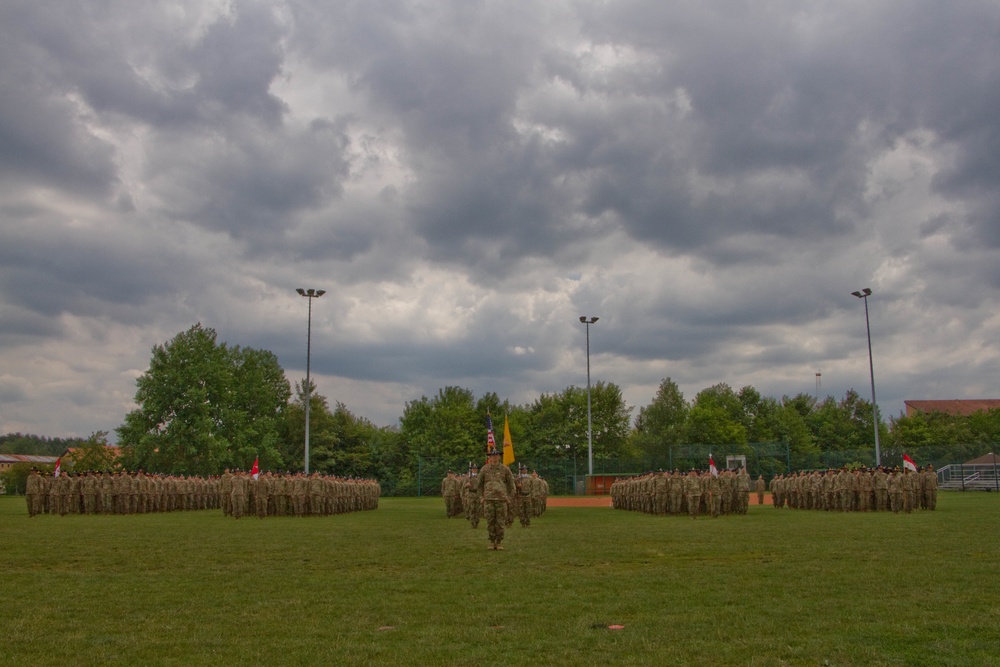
2;493;998;666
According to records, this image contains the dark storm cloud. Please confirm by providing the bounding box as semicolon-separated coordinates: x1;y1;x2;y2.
0;9;118;197
0;220;196;322
145;115;353;242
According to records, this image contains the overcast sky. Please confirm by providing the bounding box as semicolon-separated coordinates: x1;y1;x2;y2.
3;1;999;441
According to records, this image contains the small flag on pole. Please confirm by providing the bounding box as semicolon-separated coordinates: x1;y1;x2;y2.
502;414;515;465
53;457;62;478
902;453;917;472
251;457;260;480
709;454;718;477
486;412;496;455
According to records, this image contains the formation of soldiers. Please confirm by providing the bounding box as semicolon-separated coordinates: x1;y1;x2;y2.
25;469;222;516
220;470;380;519
610;468;752;519
769;466;938;513
441;462;549;530
23;468;380;518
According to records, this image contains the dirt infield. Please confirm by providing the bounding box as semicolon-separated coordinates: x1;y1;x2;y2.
546;496;613;507
547;494;772;507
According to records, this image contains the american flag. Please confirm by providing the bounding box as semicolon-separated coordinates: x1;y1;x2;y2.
486;412;496;454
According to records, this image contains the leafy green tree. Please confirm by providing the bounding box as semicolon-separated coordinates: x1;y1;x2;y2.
632;378;688;459
116;324;290;475
1;462;32;494
809;390;885;451
0;433;85;456
589;381;636;460
400;386;483;462
519;383;633;466
771;401;817;453
70;431;120;472
521;390;579;462
961;409;1000;444
280;378;329;471
686;383;748;445
782;393;817;419
223;346;292;470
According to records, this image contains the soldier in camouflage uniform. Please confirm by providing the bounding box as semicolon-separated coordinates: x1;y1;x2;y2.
683;470;702;519
737;468;751;514
922;465;938;510
464;464;482;528
26;468;44;517
231;470;249;519
475;448;516;550
81;471;98;515
515;464;532;527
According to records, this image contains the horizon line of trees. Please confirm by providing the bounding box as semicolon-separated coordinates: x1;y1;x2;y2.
5;324;1000;495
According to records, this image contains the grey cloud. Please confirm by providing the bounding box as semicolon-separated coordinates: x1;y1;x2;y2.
145;116;352;243
2;0;1000;437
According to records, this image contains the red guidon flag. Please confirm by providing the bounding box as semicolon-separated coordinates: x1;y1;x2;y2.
250;457;260;480
902;453;918;472
709;454;719;477
54;457;62;478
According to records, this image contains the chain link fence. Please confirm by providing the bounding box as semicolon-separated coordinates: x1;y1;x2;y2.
395;442;998;496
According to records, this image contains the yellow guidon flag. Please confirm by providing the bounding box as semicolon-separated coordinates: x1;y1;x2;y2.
502;414;515;465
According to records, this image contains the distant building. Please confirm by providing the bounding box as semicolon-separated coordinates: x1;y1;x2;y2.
0;454;59;473
904;399;1000;417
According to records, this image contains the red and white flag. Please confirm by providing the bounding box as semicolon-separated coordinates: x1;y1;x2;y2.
709;454;719;477
53;457;62;478
250;457;260;480
485;412;496;455
902;453;917;472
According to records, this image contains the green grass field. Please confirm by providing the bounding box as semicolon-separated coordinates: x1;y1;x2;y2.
2;493;998;666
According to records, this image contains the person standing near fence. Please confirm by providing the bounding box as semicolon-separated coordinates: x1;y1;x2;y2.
922;465;938;510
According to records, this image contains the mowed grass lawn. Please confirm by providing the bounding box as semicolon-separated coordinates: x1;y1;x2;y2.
2;493;998;667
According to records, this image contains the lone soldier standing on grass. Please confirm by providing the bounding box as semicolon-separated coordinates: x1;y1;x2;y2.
755;475;765;506
922;465;938;510
476;447;516;550
515;464;532;528
26;468;43;517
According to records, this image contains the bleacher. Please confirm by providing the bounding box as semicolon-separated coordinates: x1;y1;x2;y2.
937;463;1000;491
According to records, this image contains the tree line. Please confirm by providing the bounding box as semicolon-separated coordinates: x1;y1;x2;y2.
6;324;1000;495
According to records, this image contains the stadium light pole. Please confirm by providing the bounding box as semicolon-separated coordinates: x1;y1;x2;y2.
579;316;599;480
297;288;326;474
851;288;881;467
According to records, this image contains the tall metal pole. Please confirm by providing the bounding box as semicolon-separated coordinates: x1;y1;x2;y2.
297;288;325;473
579;316;599;479
852;288;881;467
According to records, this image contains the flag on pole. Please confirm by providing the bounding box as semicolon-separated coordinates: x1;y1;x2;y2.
486;412;496;455
502;414;515;465
902;453;917;472
251;457;260;480
53;457;61;478
709;454;718;477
